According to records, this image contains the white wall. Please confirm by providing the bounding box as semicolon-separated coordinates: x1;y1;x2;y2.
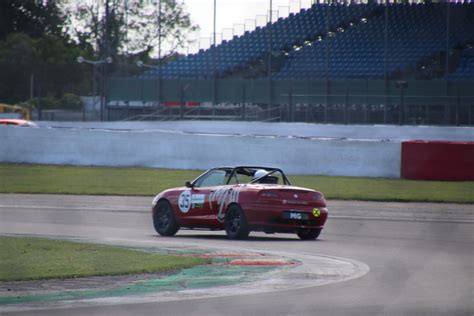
0;126;400;177
36;121;474;142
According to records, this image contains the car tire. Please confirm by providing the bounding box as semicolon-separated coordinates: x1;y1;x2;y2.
225;204;250;240
153;200;179;236
297;228;322;240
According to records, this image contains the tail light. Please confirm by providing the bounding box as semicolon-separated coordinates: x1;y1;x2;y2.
312;192;324;202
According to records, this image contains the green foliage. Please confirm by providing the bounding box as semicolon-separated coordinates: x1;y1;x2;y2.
0;0;199;102
64;0;199;59
0;0;66;41
0;33;90;104
0;33;40;102
0;164;472;203
60;93;82;109
20;93;82;110
0;236;207;281
28;96;60;110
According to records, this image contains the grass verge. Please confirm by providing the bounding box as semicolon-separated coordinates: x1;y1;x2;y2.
0;236;207;282
0;163;472;203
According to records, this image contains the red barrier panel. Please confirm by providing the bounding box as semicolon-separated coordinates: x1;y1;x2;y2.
163;101;200;107
401;140;474;181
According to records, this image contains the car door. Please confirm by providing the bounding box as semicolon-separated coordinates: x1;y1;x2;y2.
177;169;228;228
207;184;241;224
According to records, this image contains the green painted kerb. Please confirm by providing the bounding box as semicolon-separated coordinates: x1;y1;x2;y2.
0;264;275;305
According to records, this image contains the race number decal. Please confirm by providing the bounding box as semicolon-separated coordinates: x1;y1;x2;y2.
178;190;192;213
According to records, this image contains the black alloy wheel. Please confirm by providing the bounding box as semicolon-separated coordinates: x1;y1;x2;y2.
153;200;179;236
225;205;250;240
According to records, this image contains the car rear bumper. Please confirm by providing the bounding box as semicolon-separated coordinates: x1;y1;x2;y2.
249;223;325;234
245;206;328;233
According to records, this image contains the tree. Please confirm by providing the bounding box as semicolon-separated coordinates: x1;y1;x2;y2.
0;33;91;104
0;0;93;104
34;35;92;97
63;0;199;60
0;33;40;102
0;0;66;41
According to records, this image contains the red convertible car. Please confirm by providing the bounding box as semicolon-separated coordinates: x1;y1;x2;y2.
152;166;328;240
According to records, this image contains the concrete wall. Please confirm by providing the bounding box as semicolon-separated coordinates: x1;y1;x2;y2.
37;121;474;142
0;126;401;177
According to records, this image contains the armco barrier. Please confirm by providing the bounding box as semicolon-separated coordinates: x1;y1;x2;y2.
401;140;474;181
0;127;401;177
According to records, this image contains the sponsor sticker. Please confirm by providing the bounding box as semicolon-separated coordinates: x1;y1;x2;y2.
178;192;206;212
191;194;205;208
312;208;321;217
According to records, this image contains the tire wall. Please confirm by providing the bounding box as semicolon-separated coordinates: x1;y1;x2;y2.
401;140;474;181
0;127;401;177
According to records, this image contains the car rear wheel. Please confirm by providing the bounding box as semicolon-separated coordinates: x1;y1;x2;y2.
297;228;322;240
153;200;179;236
225;205;250;240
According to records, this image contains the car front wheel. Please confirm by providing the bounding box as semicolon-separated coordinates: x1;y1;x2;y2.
297;228;322;240
225;205;250;240
153;200;179;236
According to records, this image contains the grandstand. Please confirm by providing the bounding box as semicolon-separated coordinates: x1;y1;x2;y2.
447;46;474;79
140;2;474;81
108;1;474;125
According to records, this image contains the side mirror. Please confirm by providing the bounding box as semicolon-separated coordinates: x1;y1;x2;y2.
185;181;193;188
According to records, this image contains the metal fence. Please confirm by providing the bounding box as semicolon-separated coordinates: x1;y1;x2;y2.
107;78;473;125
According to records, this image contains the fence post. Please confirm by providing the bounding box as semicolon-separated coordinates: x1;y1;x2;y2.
324;81;329;124
469;101;472;126
344;86;348;125
444;96;450;126
241;82;246;121
396;81;407;125
180;81;185;120
289;85;293;122
425;104;430;125
399;89;403;125
456;93;460;126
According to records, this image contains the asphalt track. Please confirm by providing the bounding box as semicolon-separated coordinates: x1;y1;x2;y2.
0;194;472;316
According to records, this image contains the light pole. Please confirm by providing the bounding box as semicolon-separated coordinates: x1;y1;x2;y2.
136;60;159;70
77;56;113;121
